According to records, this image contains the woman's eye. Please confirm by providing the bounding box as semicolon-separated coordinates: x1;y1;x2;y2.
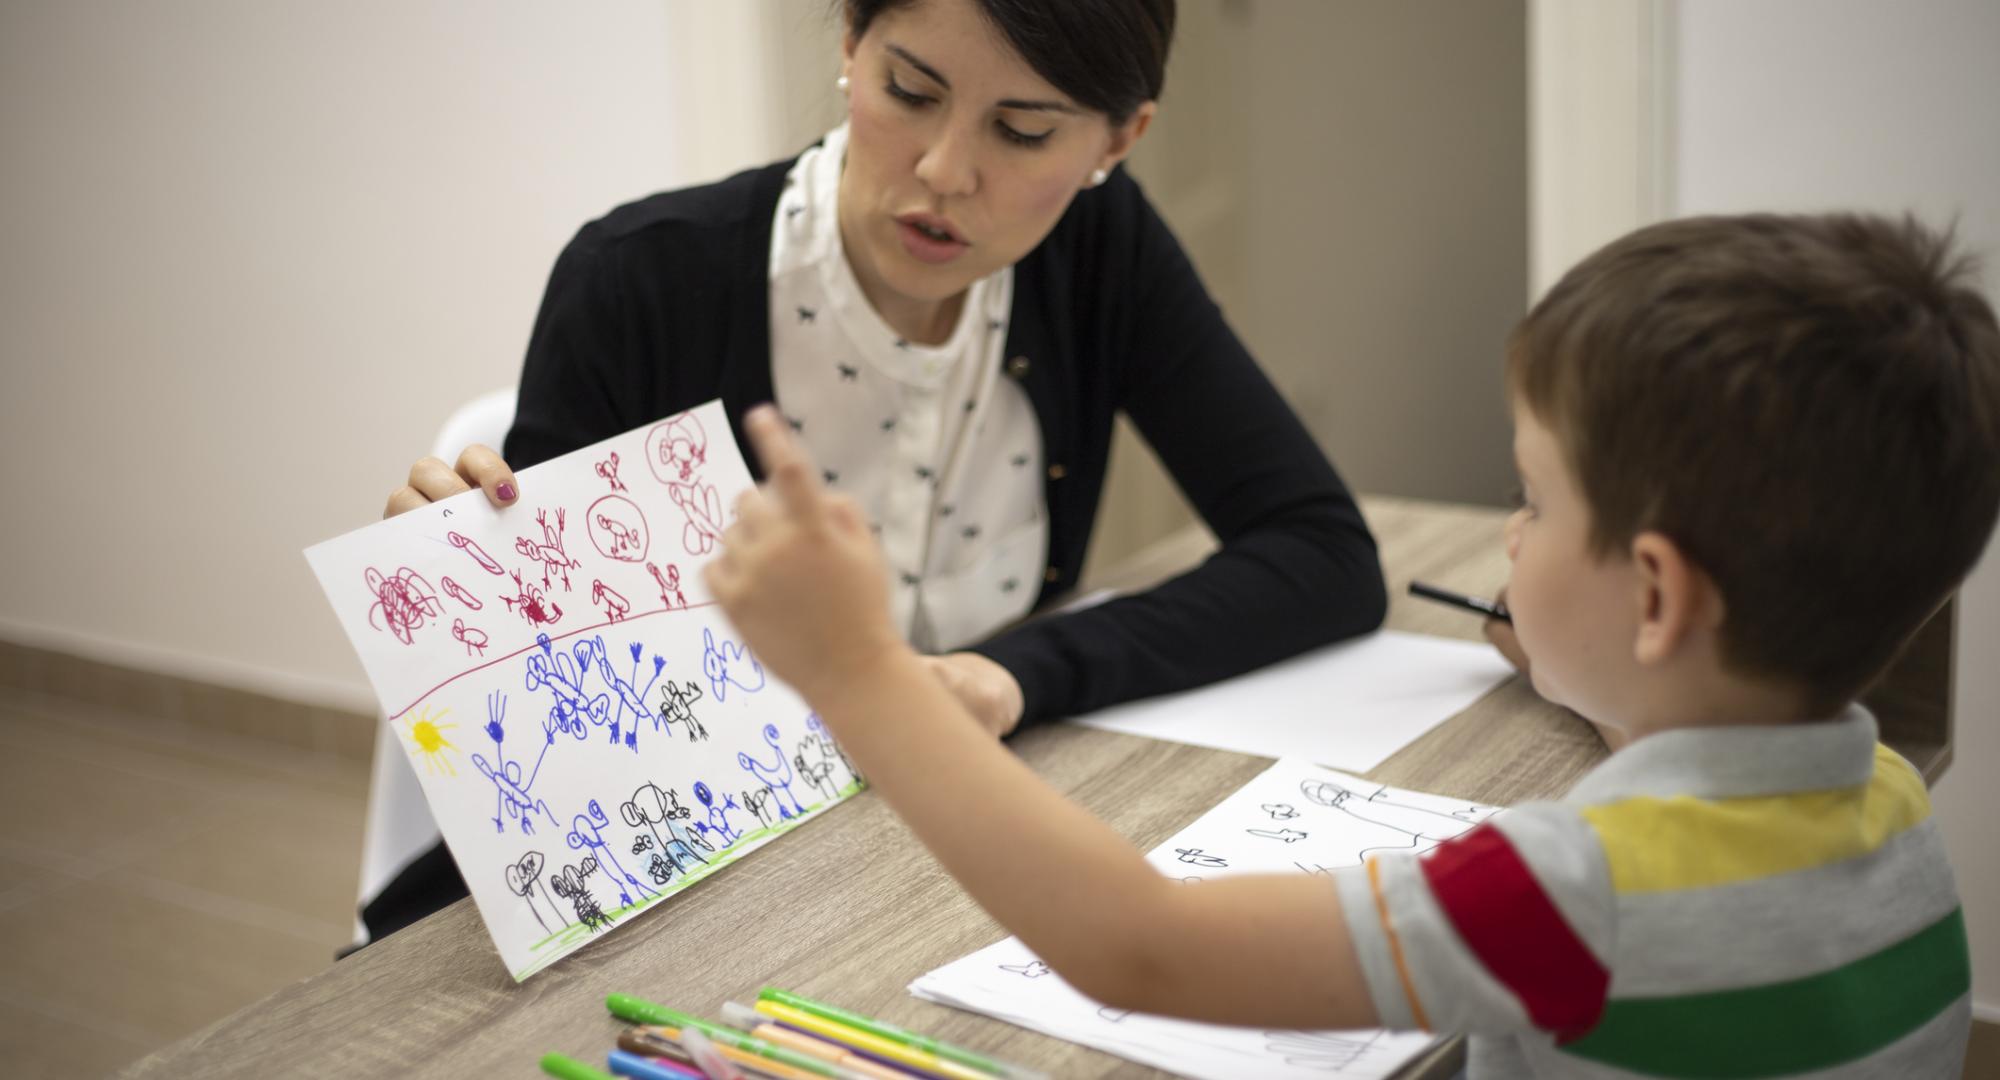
996;121;1052;148
885;76;931;107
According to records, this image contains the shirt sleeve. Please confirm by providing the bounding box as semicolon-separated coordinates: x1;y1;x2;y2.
973;176;1387;723
504;222;647;471
1332;804;1615;1041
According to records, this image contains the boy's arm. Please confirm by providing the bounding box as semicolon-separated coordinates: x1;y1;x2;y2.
815;650;1382;1030
709;407;1382;1030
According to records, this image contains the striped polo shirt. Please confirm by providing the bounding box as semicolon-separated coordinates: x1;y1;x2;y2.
1333;707;1970;1077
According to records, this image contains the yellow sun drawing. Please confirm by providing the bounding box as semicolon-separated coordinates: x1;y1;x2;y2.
403;705;460;777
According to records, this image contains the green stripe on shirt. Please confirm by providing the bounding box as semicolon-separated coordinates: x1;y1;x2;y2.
1562;906;1968;1077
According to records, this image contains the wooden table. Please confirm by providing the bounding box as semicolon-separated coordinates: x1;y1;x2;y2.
123;496;1952;1079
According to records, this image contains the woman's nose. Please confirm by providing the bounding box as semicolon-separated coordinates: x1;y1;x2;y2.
915;122;979;198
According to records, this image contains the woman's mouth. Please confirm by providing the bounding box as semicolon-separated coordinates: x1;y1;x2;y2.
895;213;969;265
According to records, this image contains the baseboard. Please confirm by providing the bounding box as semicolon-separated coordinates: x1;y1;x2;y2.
0;627;377;763
1977;1000;2000;1024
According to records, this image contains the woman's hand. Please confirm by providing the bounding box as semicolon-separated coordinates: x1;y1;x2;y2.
921;652;1026;738
382;445;520;519
707;407;910;705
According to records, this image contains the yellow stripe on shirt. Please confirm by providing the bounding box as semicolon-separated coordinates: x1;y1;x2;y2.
1584;744;1929;894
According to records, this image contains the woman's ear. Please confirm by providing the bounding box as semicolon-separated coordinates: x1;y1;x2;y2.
1630;531;1722;667
1096;101;1157;177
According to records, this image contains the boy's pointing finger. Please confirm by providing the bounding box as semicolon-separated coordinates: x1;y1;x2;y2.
742;404;824;514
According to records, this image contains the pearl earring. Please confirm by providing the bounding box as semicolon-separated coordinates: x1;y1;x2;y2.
1089;167;1109;187
836;74;850;92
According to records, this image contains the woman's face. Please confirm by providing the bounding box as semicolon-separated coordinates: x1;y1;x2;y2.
838;0;1152;310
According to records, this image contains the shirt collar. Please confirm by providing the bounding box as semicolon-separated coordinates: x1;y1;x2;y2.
1565;705;1879;804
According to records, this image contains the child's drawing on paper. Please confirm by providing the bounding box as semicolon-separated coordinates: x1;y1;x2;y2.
305;401;864;980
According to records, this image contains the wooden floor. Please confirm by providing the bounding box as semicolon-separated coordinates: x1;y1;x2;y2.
0;686;369;1078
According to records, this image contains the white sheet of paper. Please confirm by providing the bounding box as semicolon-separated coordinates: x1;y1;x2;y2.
1071;630;1515;772
910;758;1501;1080
306;401;861;980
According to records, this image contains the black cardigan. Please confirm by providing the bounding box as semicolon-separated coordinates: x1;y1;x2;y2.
506;157;1387;725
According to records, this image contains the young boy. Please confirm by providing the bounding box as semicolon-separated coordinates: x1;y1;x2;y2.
707;212;1999;1077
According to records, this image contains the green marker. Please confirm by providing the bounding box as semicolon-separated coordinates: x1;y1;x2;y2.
540;1052;617;1080
604;994;865;1080
758;987;1050;1080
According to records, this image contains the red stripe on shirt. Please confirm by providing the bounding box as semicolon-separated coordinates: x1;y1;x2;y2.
1419;823;1608;1039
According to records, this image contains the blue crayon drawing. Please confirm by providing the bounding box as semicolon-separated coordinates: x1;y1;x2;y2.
589;637;668;751
526;634;610;742
702;627;766;701
567;799;656;908
737;722;806;820
470;691;556;834
690;781;741;846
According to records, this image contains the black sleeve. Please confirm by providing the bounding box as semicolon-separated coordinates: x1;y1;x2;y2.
504;223;646;472
974;193;1387;724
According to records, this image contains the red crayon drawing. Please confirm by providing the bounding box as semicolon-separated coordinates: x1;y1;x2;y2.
586;495;650;563
594;451;628;493
440;575;484;611
648;562;688;610
501;569;564;628
452;618;489;657
645;412;708;485
669;481;724;556
447;531;506;576
366;566;443;646
591;579;631;623
514;508;582;592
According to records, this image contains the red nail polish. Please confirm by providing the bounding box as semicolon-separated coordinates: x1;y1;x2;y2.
497;482;516;502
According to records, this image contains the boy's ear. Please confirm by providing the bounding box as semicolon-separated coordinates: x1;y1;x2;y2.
1630;531;1723;666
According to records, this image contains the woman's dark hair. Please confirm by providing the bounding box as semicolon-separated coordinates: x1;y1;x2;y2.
844;0;1174;124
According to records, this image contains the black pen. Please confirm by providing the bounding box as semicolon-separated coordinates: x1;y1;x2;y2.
1407;580;1511;623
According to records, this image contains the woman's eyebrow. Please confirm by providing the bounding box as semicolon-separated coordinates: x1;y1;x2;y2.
886;43;1079;115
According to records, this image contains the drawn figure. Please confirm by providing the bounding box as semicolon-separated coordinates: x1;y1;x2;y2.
503;851;563;934
669;480;724;555
524;635;610;742
644;852;673;885
1246;827;1308;844
365;566;443;645
656;679;708;741
1293;861;1336;876
646;412;708;484
702;627;766;701
1097;1007;1134;1024
620;781;709;875
589;638;668;750
549;857;611;931
740;787;776;830
691;781;741;847
451;618;488;657
401;705;460;777
1262;803;1299;821
663;788;714;854
587;495;650;563
595;450;628;492
501;569;564;629
794;746;837;803
737;723;805;819
592;580;631;623
470;692;555;834
446;530;506;575
1298;777;1486;858
1000;961;1052;979
1265;1030;1388;1071
515;508;582;592
1175;848;1228;868
567;799;656;907
648;562;688;610
440;575;484;610
802;713;858;787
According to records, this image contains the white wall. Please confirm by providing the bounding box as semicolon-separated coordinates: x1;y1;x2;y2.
1667;0;2000;1018
0;2;794;711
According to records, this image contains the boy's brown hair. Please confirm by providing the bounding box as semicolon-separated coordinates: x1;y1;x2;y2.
1510;213;2000;715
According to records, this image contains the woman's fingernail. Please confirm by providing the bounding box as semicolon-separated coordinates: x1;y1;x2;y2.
497;482;516;502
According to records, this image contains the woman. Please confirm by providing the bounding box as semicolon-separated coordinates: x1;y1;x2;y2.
367;0;1386;940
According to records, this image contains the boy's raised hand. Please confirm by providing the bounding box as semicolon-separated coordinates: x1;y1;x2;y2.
706;405;908;703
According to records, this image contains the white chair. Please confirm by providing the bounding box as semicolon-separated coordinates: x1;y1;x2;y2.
352;387;518;941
